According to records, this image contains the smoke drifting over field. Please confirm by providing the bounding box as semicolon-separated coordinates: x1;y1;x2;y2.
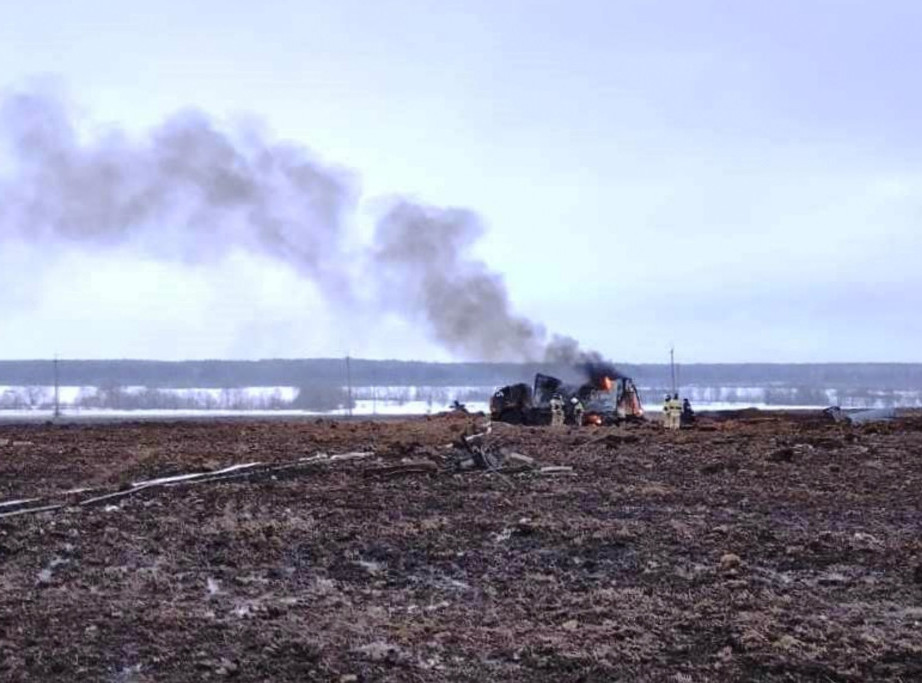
0;89;355;302
0;86;601;363
372;201;549;360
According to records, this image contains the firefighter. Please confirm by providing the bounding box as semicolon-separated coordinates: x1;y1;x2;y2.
549;394;565;427
663;395;672;428
629;384;643;418
664;393;681;430
571;397;584;427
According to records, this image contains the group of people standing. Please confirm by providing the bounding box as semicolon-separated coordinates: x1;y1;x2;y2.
549;394;584;427
663;393;694;430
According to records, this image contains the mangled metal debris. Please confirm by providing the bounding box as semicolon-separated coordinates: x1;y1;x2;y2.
452;431;502;471
490;368;645;426
449;430;537;474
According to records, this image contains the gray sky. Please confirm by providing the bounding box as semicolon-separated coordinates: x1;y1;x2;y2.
0;0;919;363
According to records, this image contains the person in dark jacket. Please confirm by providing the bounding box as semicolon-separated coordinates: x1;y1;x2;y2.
680;398;695;427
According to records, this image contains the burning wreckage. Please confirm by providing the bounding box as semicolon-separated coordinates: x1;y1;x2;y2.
490;366;644;426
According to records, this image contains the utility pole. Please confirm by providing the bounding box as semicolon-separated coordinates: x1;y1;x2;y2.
53;354;61;419
53;354;60;418
669;346;677;397
345;355;353;419
371;367;377;416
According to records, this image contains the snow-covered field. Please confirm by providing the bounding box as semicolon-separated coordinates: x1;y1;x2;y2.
640;402;825;413
1;382;920;421
0;400;492;422
0;385;298;410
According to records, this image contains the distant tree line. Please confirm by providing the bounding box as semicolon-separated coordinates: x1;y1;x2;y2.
0;358;922;410
0;359;539;389
2;379;919;411
1;359;921;393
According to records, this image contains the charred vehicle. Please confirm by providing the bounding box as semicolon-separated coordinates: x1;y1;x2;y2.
490;368;644;426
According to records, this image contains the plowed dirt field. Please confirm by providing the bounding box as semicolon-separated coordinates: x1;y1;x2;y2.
1;412;920;681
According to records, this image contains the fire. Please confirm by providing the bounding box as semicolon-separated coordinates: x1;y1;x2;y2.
586;414;603;426
600;376;613;392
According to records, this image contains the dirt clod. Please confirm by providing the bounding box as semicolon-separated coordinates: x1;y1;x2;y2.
720;553;742;571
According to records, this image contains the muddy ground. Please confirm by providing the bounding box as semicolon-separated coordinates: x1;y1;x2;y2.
0;412;921;681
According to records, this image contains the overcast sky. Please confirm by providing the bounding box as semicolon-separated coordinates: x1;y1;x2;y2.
0;0;919;363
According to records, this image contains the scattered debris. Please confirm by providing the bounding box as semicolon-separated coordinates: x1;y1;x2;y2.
824;406;897;425
131;462;263;488
0;503;64;519
0;451;376;518
0;497;41;509
504;452;535;467
0;437;553;516
451;430;504;471
539;466;575;476
329;451;376;462
365;460;439;478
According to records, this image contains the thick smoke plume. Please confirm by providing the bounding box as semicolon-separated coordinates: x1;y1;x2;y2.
0;86;603;364
372;201;547;360
580;359;625;386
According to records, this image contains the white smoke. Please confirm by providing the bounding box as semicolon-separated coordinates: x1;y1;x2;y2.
0;85;600;363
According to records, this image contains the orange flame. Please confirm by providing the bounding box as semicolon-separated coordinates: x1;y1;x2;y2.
587;414;603;426
600;376;613;392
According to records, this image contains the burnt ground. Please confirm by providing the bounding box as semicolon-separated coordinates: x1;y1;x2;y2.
0;413;921;681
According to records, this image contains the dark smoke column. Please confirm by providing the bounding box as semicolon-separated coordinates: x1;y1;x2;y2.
371;201;547;361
